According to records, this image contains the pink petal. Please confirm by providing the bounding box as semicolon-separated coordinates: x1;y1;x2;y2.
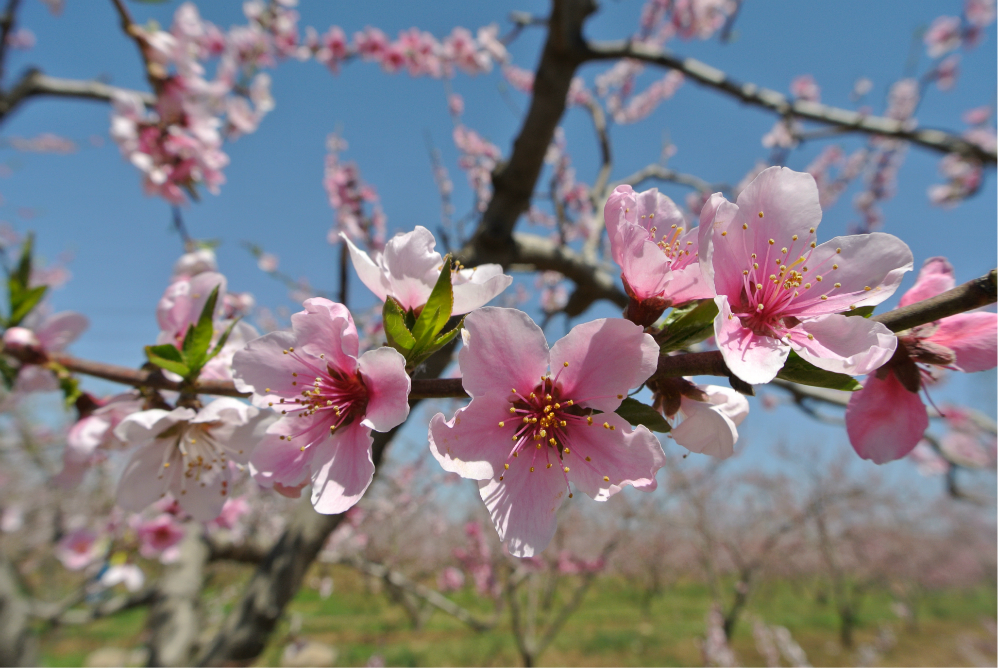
35;311;89;352
714;296;790;385
673;395;738;459
604;185;637;267
790;314;896;376
549;318;658;412
357;347;410;432
700;199;743;299
899;257;955;307
788;233;912;317
565;414;665;501
927;311;997;372
846;372;928;463
231;330;307;407
116;440;170;513
114;408;194;445
310;421;375;514
733;167;822;245
458;307;550;398
172;465;229;522
342;233;391;303
615;221;673;300
695;192;727;294
290;298;359;370
478;467;567;558
381;226;442;311
451;264;513;315
250;417;326;489
428;397;523;480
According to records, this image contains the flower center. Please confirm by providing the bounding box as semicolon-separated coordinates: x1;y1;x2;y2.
155;421;242;499
275;348;369;449
492;363;623;496
644;218;697;271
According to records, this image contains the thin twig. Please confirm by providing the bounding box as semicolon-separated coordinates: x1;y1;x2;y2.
584;41;997;165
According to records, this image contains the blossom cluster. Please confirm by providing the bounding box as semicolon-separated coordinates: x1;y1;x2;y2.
6;166;994;561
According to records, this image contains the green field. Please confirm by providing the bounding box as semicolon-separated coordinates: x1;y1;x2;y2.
39;565;997;667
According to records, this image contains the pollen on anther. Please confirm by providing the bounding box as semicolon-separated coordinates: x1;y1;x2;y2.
792;235;798;241
807;334;814;340
816;276;823;282
498;421;505;427
547;463;552;468
809;227;815;233
757;304;764;311
768;239;775;245
832;264;839;270
758;211;764;218
530;467;535;472
587;416;593;425
756;283;762;290
603;422;611;429
753;262;759;269
820;295;828;300
563;466;570;473
563;361;569;367
742;223;748;230
834;282;841;288
509;407;516;414
836;248;841;254
721;231;727;237
864;286;871;291
603;476;610;482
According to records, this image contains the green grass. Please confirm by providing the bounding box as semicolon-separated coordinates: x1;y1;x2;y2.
38;566;996;667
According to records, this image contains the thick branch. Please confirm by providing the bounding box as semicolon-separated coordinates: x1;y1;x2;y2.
145;525;209;667
0;69;153;121
584;42;997;165
470;0;596;250
0;0;21;86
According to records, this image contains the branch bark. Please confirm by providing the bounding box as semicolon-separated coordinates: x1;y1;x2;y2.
584;41;998;165
0;69;153;122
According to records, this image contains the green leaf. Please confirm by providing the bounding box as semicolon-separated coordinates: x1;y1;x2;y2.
182;285;221;370
613;397;672;433
13;233;33;293
407;317;464;370
383;297;416;355
205;318;240;364
845;305;875;318
657;299;719;353
0;356;17;390
58;373;82;409
411;256;454;352
8;285;47;327
776;350;862;391
145;344;190;377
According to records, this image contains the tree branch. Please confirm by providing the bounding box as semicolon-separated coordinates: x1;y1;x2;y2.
873;269;997;333
0;0;22;86
343;555;497;632
0;69;153;122
145;525;210;666
584;41;998;165
607;163;721;194
469;0;596;251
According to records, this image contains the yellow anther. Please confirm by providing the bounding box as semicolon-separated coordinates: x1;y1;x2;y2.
498;421;505;427
292;372;297;377
585;456;591;462
756;283;762;290
539;429;547;437
530;467;535;472
807;334;814;340
743;270;749;275
547;463;553;469
804;282;811;289
504;463;510;470
820;295;828;300
511;388;517;393
587;416;593;425
758;211;764;218
834;282;841;288
768;239;775;245
560;420;567;427
564;467;570;473
809;227;815;233
836;248;841;254
742;223;748;230
563;447;570;454
810;242;816;248
603;476;610;482
792;235;798;241
864;286;871;291
509;407;516;414
816;276;823;282
721;231;727;236
781;247;788;254
832;264;839;270
550;438;557;446
603;422;611;429
757;303;765;311
753;262;759;269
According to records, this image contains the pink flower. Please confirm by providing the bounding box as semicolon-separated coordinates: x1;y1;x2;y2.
232;298;410;514
790;74;820;102
4;310;89;392
437;566;465;592
428;308;666;557
604;185;715;325
136;514;185;561
114;399;272;521
173;248;218;277
669;384;749;459
846;257;997;463
701;166;912;384
56;392;145;487
55;528;103;571
157;271;227;347
343;226;511;315
924;16;963;58
908;441;949;476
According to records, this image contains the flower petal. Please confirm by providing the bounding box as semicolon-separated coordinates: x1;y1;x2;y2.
846;371;928;463
114;408;195;445
899;257;955;307
231;330;308;407
566;414;665;501
714;296;789;385
927;311;997;372
310;421;375;515
790;314;896;376
35;312;89;352
291;298;359;369
451;264;513;315
458;307;550;398
357;347;410;432
250;415;328;488
381;226;442;311
788;233;913;316
549;318;658;412
478;468;566;558
342;233;391;303
673;394;740;459
428;397;518;480
116;440;170;513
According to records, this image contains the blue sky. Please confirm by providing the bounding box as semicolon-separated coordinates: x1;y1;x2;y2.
1;0;994;491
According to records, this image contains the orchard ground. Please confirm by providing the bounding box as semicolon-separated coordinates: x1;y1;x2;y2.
39;563;997;667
